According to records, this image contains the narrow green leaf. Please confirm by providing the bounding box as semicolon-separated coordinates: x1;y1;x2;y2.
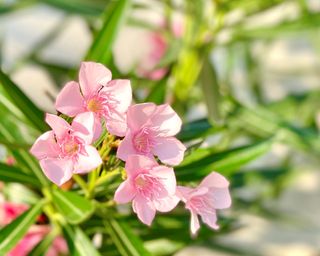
0;201;44;254
144;79;167;104
176;139;273;180
0;69;47;132
177;118;216;142
52;190;95;224
41;0;106;16
85;0;131;64
0;162;41;187
63;225;101;256
200;57;222;124
105;218;152;256
28;231;56;256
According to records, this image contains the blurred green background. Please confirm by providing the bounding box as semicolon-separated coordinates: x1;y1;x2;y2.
0;0;320;255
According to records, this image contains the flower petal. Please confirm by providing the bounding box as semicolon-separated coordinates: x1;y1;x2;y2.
30;131;59;159
105;79;132;113
199;172;231;209
199;171;229;189
176;186;193;202
72;112;95;144
153;195;180;212
114;180;136;204
73;145;102;174
55;81;85;117
127;103;157;131
132;196;156;226
200;210;219;230
153;137;186;166
150;166;176;195
190;210;200;235
125;155;157;178
79;62;112;96
45;114;71;139
40;158;73;186
116;131;138;162
151;104;182;136
105;111;127;137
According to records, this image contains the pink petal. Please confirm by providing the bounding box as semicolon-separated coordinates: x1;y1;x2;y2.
73;145;102;174
188;187;209;198
30;131;59;160
200;210;219;230
105;111;128;137
40;158;73;186
125;155;157;178
207;188;231;209
199;172;231;209
72;112;95;144
176;186;193;202
190;210;200;235
116;131;139;162
55;81;85;117
199;171;229;189
79;62;112;96
8;231;44;256
45;114;71;140
150;166;176;195
114;180;136;204
127;103;157;132
132;196;156;226
153;195;180;212
105;79;132;113
153;137;186;166
151;104;182;136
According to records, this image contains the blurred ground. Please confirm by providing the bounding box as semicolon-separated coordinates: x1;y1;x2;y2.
0;3;319;256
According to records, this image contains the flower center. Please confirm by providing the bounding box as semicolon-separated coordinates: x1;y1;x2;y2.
85;90;119;117
87;98;103;113
134;173;163;200
59;134;82;158
64;141;79;155
133;128;155;154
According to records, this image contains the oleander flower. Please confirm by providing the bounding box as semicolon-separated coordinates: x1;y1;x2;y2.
30;112;102;185
114;155;179;225
177;172;231;235
0;202;28;226
55;61;132;138
117;103;186;166
8;226;68;256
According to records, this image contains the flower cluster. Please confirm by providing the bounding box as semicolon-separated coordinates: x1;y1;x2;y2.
30;61;231;235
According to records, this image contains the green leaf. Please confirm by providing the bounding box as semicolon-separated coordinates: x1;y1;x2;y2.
0;162;41;187
144;79;167;104
177;118;216;142
63;225;101;256
105;218;152;256
0;201;44;254
0;69;47;132
52;190;95;224
200;57;223;124
41;0;106;16
176;139;273;180
85;0;131;64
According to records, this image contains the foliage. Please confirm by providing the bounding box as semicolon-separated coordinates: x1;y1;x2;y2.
0;0;319;255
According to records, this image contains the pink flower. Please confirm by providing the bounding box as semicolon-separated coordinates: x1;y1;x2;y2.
30;112;102;186
136;32;168;80
8;226;68;256
55;61;132;138
114;155;179;225
117;103;186;166
0;202;28;226
177;172;231;235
